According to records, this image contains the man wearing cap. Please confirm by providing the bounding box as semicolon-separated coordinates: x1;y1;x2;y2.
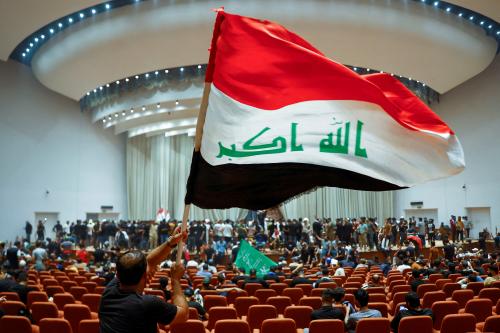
99;228;189;333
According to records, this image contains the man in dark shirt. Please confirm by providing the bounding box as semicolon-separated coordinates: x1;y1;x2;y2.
443;239;455;261
391;292;433;333
410;270;425;292
99;228;188;333
290;270;313;287
184;288;207;320
311;288;345;320
243;269;268;288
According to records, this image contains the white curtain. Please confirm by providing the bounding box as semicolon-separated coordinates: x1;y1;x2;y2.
127;135;393;221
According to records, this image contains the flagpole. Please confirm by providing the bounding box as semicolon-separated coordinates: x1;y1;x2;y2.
176;82;212;264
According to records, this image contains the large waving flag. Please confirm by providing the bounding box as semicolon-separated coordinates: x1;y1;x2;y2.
185;11;465;210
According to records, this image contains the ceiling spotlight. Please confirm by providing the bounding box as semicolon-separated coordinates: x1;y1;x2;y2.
197;65;202;69
458;13;463;17
91;9;97;14
145;73;149;78
58;23;63;28
497;31;500;35
49;28;54;34
469;16;474;21
86;92;90;96
433;1;438;7
175;100;179;105
164;69;169;74
115;80;120;84
114;113;118;117
93;89;97;93
122;111;126;116
22;52;26;57
79;13;84;18
34;37;39;42
155;71;158;75
423;83;426;87
135;75;139;79
180;67;184;72
105;3;111;9
446;7;451;12
106;83;110;87
130;108;134;113
353;67;357;71
26;48;30;52
41;34;45;39
488;25;492;29
125;78;130;82
29;43;33;47
141;106;146;111
103;119;106;123
108;116;112;120
68;17;73;23
156;103;160;108
99;86;103;90
367;68;371;72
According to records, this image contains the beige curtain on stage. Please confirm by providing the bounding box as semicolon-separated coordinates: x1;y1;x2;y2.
127;135;393;221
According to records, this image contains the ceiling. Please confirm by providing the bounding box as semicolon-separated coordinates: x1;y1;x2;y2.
0;0;499;138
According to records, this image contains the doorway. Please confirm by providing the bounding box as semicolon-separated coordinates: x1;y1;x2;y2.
466;207;491;239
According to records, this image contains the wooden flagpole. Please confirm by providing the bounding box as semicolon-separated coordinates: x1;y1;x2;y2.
176;82;212;264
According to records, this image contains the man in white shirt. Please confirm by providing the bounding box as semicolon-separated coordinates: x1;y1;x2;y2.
334;262;346;276
214;221;224;241
223;221;233;243
397;260;411;273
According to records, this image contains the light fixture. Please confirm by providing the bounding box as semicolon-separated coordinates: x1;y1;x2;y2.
423;83;426;87
197;65;202;69
156;103;160;108
164;69;169;74
34;37;39;42
353;67;357;71
125;78;130;82
50;28;54;34
68;17;73;23
433;1;438;7
145;73;149;78
155;71;159;75
130;108;134;113
99;86;103;90
58;23;63;28
469;16;474;21
458;13;463;17
108;116;112;120
41;35;45;39
488;25;492;29
29;43;33;47
103;119;106;123
106;84;110;87
86;92;90;95
367;68;370;72
114;113;118;117
480;21;484;25
105;3;111;9
180;67;184;72
141;106;146;111
26;48;30;52
122;111;126;116
135;75;139;79
175;100;179;105
446;7;451;12
91;9;97;14
115;80;120;84
497;31;500;35
22;52;26;57
93;89;97;93
79;13;84;18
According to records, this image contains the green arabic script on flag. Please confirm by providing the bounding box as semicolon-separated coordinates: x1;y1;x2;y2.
234;240;277;278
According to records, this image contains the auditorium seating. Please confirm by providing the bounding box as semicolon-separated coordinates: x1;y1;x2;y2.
398;315;433;333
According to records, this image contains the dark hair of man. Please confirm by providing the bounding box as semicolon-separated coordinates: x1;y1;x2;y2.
322;288;336;302
116;251;147;286
412;269;421;279
249;269;257;277
321;267;329;275
159;276;169;289
239;267;246;274
490;264;498;274
332;287;345;302
405;292;420;309
270;266;276;272
467;274;477;282
354;288;369;307
203;264;209;270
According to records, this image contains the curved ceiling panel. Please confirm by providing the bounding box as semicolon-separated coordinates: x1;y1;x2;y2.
31;0;498;100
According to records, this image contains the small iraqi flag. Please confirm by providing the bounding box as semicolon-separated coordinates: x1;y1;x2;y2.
185;10;465;210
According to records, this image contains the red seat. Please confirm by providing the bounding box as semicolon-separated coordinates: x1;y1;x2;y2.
69;286;88;302
266;296;292;314
214;319;251;333
439;314;476;333
244;283;263;296
355;317;390;333
0;315;38;333
398;315;433;333
318;282;337;289
0;300;26;315
255;289;278;304
204;295;228;311
171;320;207;333
45;286;65;297
27;291;49;309
311;288;326;297
282;288;303;305
299;297;322;309
234;296;259;318
368;294;386;303
61;280;78;292
269;283;287;295
465;282;484;296
188;307;199;319
247;305;278;331
295;284;313;296
79;319;100;333
31;302;61;324
261;318;296;333
366;287;385;294
81;294;101;313
39;318;72;333
63;304;92;333
205;306;237;331
226;289;248;305
482;315;500;333
431;301;459;330
81;282;97;294
461;298;493;323
284;305;313;329
429;274;444;284
309;319;344;333
451;289;474;309
367;302;388;318
436;279;453;290
53;293;76;310
0;292;21;302
422;291;446;308
417;284;438;298
443;283;462;298
477;288;500;305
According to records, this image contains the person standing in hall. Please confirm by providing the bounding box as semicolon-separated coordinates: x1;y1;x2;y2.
36;220;45;242
456;216;464;242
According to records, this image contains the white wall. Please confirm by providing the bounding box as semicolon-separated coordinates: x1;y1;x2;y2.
394;55;500;238
0;60;127;242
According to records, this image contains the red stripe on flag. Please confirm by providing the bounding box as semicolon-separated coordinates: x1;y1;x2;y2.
206;11;452;135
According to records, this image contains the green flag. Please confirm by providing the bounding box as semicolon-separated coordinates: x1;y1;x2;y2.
234;240;277;278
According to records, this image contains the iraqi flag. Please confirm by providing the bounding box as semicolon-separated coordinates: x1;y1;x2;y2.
185;11;465;210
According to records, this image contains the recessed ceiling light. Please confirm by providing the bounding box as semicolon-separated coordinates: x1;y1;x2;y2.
50;28;54;34
145;73;149;78
175;100;179;105
135;75;139;79
58;23;63;28
105;3;111;9
446;7;451;12
155;71;159;75
115;80;120;84
68;17;73;23
99;86;103;90
22;53;26;57
91;9;97;14
79;13;84;18
106;84;110;87
142;106;146;111
156;103;160;108
29;43;33;47
34;38;38;42
180;67;184;72
125;78;130;82
197;65;202;69
164;70;169;74
41;35;45;39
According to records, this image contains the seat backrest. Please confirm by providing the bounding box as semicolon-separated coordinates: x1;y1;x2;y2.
27;291;49;308
443;283;462;298
391;285;411;298
81;293;101;313
0;292;21;302
399;315;433;333
368;293;386;303
0;315;33;333
247;305;278;330
366;287;385;294
311;288;326;297
170;320;207;333
436;279;453;290
79;319;100;333
81;282;97;293
483;315;500;333
429;274;444;284
46;285;65;297
464;298;493;322
261;318;296;333
299;297;322;309
0;300;26;315
188;307;199;319
309;319;344;333
431;301;459;330
417;284;438;298
284;305;313;328
318;282;337;289
465;282;484;296
355;317;390;333
451;289;474;308
63;304;92;333
70;286;89;301
295;284;313;296
234;296;259;317
367;303;388;318
255;289;277;304
244;283;263;296
62;280;78;292
266;296;292;314
422;291;446;309
204;295;228;311
392;292;407;308
31;302;60;324
226;289;248;305
478;288;500;304
206;306;237;330
214;319;251;333
282;288;304;305
439;314;476;333
54;293;76;310
39;318;72;333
